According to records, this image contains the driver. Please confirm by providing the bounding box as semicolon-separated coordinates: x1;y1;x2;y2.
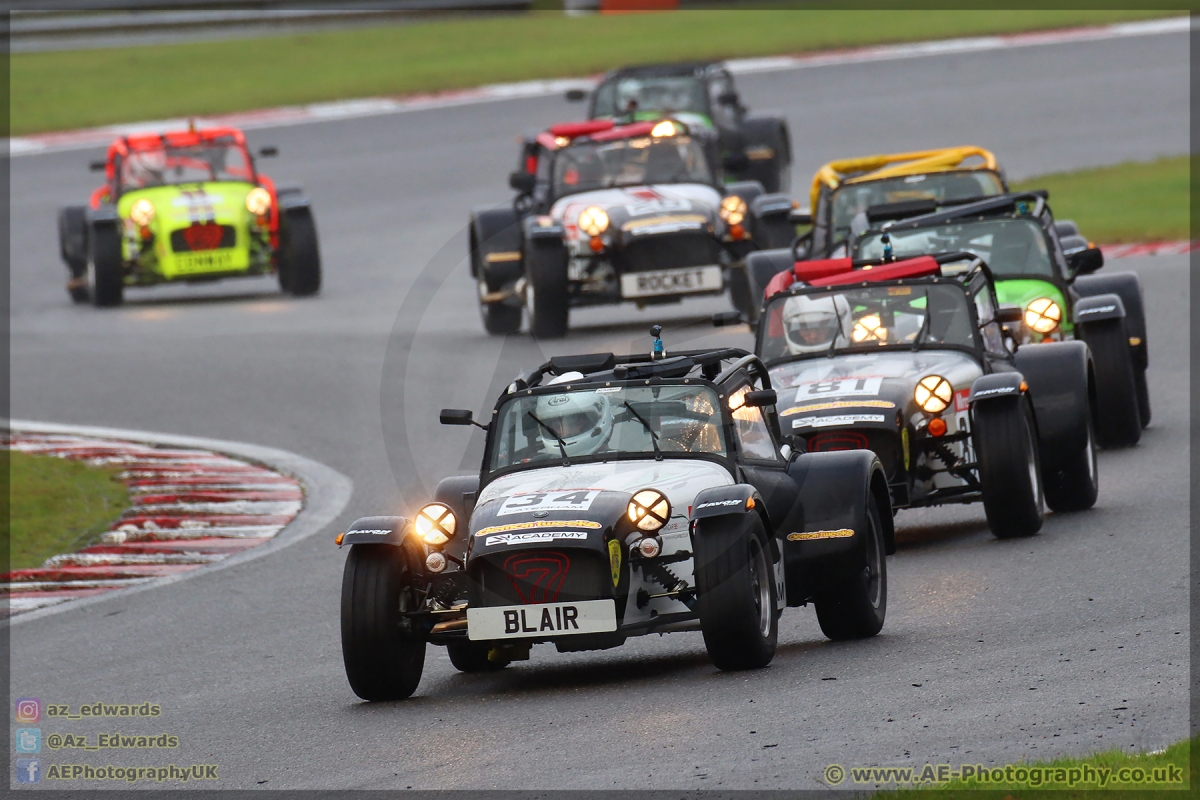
533;389;615;458
781;294;853;354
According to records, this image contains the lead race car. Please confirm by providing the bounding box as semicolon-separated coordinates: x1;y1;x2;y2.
469;117;795;338
57;124;321;307
727;251;1100;538
338;336;892;701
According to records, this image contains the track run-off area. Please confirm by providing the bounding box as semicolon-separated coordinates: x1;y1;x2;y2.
8;22;1190;790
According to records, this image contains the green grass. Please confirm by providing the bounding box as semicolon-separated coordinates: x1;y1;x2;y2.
11;9;1178;135
867;733;1192;798
1014;156;1191;243
7;451;130;571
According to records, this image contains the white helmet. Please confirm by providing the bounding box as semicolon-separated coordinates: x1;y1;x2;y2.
534;390;614;458
781;294;853;354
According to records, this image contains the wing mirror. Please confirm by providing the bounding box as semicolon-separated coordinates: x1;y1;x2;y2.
744;389;777;408
509;171;536;193
996;304;1024;324
722;152;750;172
712;311;745;328
717;91;740;106
440;409;487;430
89;160;106;172
564;88;587;102
258;146;279;158
1067;245;1104;276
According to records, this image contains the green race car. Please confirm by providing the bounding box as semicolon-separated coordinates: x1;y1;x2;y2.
57;125;321;306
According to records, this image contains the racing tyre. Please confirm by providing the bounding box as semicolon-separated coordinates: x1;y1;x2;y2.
340;544;427;701
477;277;522;335
58;206;90;303
694;513;778;670
814;493;887;640
447;642;510;673
741;118;791;193
1134;367;1151;428
1045;416;1099;513
974;396;1045;538
1081;319;1140;448
88;223;124;307
280;208;322;296
525;238;569;339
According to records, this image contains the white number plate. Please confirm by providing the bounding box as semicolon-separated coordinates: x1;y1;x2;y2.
467;599;617;641
793;377;883;401
620;265;722;298
497;489;599;517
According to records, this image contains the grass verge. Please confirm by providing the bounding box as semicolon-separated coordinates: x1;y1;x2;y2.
863;733;1192;798
7;451;129;571
11;9;1178;135
1013;156;1190;243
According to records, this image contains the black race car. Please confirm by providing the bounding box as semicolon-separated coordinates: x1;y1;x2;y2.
566;61;792;193
338;337;892;701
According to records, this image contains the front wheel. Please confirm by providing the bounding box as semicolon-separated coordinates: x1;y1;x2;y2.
814;493;887;640
525;238;569;339
88;224;124;307
279;208;322;296
477;275;522;335
340;544;426;701
447;641;510;673
974;396;1045;538
694;513;778;671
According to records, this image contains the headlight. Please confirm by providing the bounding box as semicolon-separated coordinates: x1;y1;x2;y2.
627;489;671;532
129;199;155;227
578;206;609;237
650;119;680;138
914;375;954;415
1024;297;1062;334
719;195;747;226
245;187;272;216
852;314;888;343
413;503;456;546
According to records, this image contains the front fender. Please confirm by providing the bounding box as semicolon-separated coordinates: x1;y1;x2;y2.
969;372;1025;405
340;515;409;546
1015;340;1092;469
1073;293;1126;325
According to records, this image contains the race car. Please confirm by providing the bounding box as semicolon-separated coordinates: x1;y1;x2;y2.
729;251;1100;538
469;117;796;338
57;124;321;307
338;336;892;701
566;61;792;192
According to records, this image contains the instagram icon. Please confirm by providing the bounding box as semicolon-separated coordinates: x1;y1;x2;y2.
14;698;41;723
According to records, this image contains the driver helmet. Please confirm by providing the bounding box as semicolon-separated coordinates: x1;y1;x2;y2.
535;380;614;458
781;294;853;354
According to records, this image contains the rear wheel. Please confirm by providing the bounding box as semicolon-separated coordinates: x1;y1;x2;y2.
58;206;90;303
88;224;124;307
694;513;778;671
447;642;510;673
1081;319;1140;448
814;493;887;640
279;208;322;296
477;272;522;335
340;544;426;701
525;238;569;339
974;396;1045;538
1044;416;1099;513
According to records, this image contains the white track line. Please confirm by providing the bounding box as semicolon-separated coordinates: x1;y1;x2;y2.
9;16;1188;157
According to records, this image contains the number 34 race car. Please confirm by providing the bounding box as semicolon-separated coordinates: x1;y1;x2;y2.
57;124;321;307
337;338;893;700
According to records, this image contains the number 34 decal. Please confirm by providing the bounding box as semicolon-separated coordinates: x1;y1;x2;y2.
497;490;601;517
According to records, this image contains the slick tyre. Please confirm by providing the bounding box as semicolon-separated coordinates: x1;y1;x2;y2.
814;493;887;640
476;271;522;335
1134;367;1151;428
340;544;427;701
1082;319;1140;448
88;224;124;307
974;396;1045;538
58;206;90;303
525;238;569;339
694;513;778;671
1045;416;1099;513
279;208;322;296
447;642;510;673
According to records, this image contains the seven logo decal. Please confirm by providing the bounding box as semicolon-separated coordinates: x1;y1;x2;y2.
497;490;601;517
792;414;886;429
787;529;855;541
793;377;883;401
782;399;894;416
486;531;590;546
475;520;603;537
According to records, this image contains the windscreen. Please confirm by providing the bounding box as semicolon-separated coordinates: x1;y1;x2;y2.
759;283;976;363
592;76;707;118
553;135;713;196
830;171;1004;240
855;218;1055;279
119;141;253;191
489;384;726;472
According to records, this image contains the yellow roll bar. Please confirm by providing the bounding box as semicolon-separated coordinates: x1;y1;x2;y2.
809;146;999;212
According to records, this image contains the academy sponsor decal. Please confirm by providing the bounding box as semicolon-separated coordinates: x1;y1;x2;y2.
792;414;886;429
787;529;855;541
486;531;590;546
793;377;883;401
475;519;602;537
781;399;895;416
497;489;601;516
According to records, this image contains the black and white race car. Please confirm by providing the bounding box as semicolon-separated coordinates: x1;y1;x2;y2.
338;337;892;701
734;251;1100;538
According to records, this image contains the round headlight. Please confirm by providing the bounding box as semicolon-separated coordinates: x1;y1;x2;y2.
245;187;272;216
1024;297;1062;334
650;119;679;138
628;489;671;532
129;199;156;227
914;375;954;415
414;502;456;547
719;195;747;226
852;314;888;343
578;206;609;237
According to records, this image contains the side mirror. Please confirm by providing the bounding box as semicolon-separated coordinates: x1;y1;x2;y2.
89;160;106;172
1067;246;1104;276
564;88;587;103
745;389;777;408
717;91;740;106
996;304;1024;324
258;146;279;158
440;409;475;426
509;171;536;193
712;311;744;328
722;152;750;172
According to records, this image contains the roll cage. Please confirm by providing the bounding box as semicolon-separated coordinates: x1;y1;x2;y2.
588;61;741;124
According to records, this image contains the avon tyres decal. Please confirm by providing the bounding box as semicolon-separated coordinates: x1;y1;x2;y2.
475;520;603;537
497;490;601;517
793;378;883;402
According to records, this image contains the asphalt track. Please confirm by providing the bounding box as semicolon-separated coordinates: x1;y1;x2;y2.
8;27;1190;792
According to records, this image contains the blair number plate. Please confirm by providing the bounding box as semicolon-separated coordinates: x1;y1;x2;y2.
621;265;722;298
467;599;617;640
174;250;236;274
